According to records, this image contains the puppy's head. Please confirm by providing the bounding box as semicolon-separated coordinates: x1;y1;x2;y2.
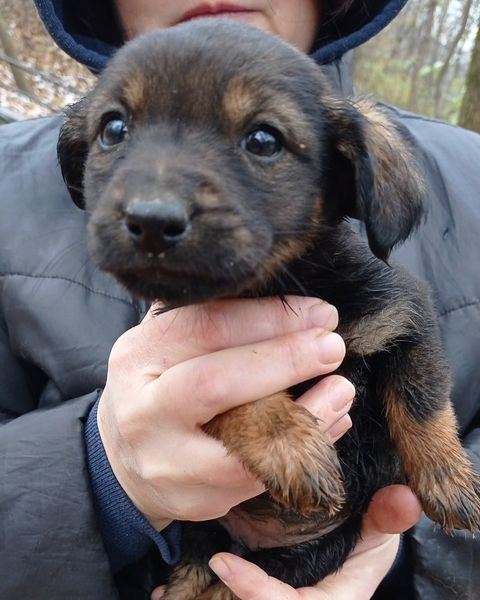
58;20;425;304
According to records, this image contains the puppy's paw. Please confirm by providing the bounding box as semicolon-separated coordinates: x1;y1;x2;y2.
416;468;480;533
387;400;480;532
162;562;212;600
256;413;344;516
196;582;238;600
204;392;345;516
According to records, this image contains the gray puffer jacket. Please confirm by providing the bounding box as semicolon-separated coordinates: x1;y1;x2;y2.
1;1;480;599
1;92;480;600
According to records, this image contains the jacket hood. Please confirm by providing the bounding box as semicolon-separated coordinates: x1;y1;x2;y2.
33;0;408;72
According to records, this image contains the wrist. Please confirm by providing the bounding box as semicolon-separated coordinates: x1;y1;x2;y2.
85;398;181;571
96;391;172;529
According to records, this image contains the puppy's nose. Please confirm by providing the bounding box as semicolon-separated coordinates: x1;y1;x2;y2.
124;201;190;253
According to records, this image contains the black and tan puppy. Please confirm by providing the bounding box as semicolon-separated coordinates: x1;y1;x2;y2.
58;20;480;600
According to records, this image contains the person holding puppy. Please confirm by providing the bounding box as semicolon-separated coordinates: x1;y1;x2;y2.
0;1;478;599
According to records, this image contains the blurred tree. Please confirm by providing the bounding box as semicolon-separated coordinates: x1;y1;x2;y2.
408;0;437;113
459;19;480;132
354;0;480;123
433;0;474;116
0;0;93;118
0;10;34;96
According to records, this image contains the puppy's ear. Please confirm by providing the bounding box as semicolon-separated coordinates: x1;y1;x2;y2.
324;97;425;261
57;99;89;209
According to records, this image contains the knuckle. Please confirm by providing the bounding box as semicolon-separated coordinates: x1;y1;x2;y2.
108;331;136;370
199;302;233;348
113;398;145;443
135;452;180;491
281;335;307;378
169;302;236;353
134;456;158;485
187;363;230;409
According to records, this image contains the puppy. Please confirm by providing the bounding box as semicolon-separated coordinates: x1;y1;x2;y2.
58;20;480;600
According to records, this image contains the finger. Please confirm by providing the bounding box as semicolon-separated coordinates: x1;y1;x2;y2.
139;297;339;369
151;586;165;600
151;481;264;523
145;464;264;523
160;434;261;487
164;433;266;495
362;485;422;537
209;553;298;600
326;414;352;443
313;486;421;599
158;328;346;424
296;375;355;434
315;535;401;600
119;422;265;498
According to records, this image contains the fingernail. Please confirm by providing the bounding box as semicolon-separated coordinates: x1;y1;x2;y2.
308;302;338;330
209;557;231;583
315;332;345;364
328;379;356;412
328;414;353;441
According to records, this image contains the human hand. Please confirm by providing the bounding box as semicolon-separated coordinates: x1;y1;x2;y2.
97;296;355;530
203;485;422;600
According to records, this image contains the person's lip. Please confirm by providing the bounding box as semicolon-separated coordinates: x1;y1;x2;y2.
177;3;257;24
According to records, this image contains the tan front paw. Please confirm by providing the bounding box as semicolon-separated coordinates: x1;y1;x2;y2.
206;392;344;516
162;562;212;600
415;468;480;532
196;581;239;600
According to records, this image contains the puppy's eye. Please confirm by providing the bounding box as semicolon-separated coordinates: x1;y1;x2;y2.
241;127;284;158
99;114;128;148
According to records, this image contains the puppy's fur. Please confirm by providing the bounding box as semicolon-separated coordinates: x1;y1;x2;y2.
58;21;480;599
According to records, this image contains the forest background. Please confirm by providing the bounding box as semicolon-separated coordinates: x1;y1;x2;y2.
0;0;479;132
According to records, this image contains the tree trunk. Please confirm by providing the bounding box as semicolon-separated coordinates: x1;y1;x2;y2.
0;11;35;97
458;20;480;133
433;0;474;117
407;0;438;113
426;0;450;91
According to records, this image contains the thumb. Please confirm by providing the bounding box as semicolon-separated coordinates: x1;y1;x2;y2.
209;553;300;600
150;585;165;600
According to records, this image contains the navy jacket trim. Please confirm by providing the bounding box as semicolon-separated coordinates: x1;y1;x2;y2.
34;0;408;72
312;0;408;64
34;0;116;72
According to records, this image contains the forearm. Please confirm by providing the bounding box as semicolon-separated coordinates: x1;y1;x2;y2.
0;391;118;600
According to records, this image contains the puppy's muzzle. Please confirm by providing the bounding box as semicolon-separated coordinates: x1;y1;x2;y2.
125;200;191;255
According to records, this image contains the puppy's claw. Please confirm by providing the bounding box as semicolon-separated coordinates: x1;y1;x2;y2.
416;470;480;533
205;393;345;516
259;431;345;516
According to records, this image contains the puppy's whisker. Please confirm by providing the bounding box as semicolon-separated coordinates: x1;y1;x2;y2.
151;304;176;316
277;265;311;297
66;183;84;194
274;229;314;236
278;293;300;317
